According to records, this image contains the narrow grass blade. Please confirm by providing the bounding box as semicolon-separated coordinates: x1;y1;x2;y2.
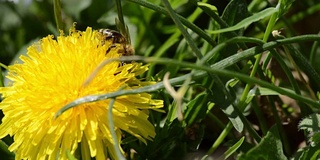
208;7;277;34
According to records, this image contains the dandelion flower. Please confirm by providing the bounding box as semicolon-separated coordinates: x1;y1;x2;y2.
0;26;163;160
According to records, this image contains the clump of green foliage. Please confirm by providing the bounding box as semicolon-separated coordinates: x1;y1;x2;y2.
1;0;320;159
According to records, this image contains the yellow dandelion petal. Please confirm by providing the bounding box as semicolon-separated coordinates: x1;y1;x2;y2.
0;25;163;159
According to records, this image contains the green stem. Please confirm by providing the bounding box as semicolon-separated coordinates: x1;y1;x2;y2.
310;31;320;67
53;0;64;31
199;36;264;64
239;10;278;109
0;140;15;159
0;62;8;70
114;0;127;35
161;0;203;59
206;123;233;155
108;98;126;160
147;0;206;77
114;0;125;29
0;60;8;88
189;0;239;38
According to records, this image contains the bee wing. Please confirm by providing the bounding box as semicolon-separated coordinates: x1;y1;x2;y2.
124;25;131;45
115;18;131;45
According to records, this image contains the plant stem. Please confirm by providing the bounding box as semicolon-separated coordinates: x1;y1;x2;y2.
53;0;64;31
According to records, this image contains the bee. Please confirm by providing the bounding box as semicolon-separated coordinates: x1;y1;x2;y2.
98;29;135;56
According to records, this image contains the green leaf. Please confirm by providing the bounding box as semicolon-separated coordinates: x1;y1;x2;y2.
139;120;186;159
311;132;320;144
208;7;277;34
246;86;294;111
248;0;268;12
299;113;320;144
197;2;218;12
0;140;15;160
283;43;320;90
239;125;287;160
278;0;295;17
249;87;280;96
218;0;248;58
299;113;320;133
166;101;178;123
184;92;208;125
203;77;243;132
249;87;295;96
221;0;248;30
293;143;320;160
224;136;245;159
